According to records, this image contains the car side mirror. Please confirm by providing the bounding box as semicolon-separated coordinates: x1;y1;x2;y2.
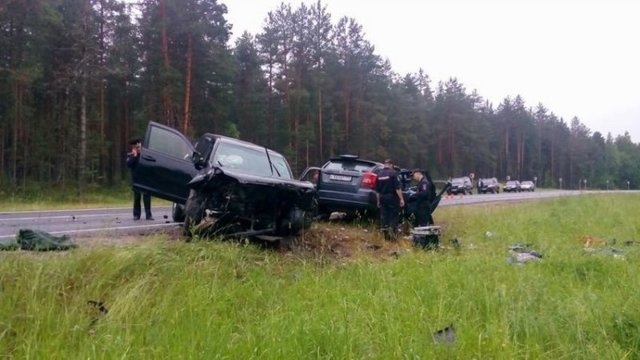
192;151;206;170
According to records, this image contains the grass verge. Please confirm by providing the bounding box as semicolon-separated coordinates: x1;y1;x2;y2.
1;194;640;358
0;183;171;211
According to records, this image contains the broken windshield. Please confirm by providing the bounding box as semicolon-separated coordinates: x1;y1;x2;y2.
212;141;292;179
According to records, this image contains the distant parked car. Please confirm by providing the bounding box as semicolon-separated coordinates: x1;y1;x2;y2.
503;180;521;192
520;180;535;192
478;177;500;194
448;176;473;195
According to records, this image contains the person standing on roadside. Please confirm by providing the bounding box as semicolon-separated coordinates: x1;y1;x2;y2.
126;138;153;221
375;159;405;239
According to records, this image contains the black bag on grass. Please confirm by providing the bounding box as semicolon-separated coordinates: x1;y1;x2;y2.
1;229;78;251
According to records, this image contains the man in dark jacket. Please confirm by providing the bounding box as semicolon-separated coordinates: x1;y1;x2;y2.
409;169;435;226
375;159;405;240
127;139;153;221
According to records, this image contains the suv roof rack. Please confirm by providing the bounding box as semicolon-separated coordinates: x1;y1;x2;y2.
337;154;359;160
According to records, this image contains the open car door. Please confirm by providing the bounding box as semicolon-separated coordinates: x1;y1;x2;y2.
132;122;198;204
299;167;322;187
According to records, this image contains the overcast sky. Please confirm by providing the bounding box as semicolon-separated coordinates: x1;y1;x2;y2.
222;0;640;142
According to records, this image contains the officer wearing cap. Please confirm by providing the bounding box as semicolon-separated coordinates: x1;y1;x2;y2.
409;168;435;226
375;159;405;239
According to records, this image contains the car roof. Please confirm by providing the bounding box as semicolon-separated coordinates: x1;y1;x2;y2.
327;155;381;167
203;133;285;157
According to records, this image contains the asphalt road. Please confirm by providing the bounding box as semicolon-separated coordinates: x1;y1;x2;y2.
0;190;635;240
0;206;177;240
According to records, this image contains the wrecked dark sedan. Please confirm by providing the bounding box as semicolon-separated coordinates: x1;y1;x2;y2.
131;122;317;238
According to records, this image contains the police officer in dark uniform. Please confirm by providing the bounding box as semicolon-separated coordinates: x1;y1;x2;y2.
375;159;405;239
409;169;435;226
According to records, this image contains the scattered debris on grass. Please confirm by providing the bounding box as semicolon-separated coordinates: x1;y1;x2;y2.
87;300;109;333
507;243;543;265
0;229;77;251
578;235;630;259
433;323;456;344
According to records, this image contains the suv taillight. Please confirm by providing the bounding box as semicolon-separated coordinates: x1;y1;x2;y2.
361;172;377;189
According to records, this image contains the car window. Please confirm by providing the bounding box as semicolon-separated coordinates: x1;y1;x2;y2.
147;126;192;160
506;181;518;186
212;141;292;179
194;135;215;161
324;160;376;173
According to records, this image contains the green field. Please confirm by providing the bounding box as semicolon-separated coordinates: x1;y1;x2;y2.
2;194;640;358
0;184;171;211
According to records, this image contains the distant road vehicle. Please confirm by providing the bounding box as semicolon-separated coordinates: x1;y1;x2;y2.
478;177;500;194
503;180;521;193
448;176;473;195
520;180;535;192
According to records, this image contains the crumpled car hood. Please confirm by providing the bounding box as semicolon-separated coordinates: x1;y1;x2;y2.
218;168;315;191
189;167;315;193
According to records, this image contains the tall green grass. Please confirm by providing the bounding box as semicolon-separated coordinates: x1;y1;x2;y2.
2;194;640;358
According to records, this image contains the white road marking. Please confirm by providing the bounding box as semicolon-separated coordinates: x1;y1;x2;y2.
0;213;132;222
0;206;171;216
0;222;180;239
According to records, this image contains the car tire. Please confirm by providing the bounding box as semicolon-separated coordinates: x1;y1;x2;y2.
171;203;186;223
184;189;207;237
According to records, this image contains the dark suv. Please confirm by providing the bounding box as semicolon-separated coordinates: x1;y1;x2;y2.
301;155;383;216
448;176;472;195
478;177;500;194
503;180;521;193
131;122;317;237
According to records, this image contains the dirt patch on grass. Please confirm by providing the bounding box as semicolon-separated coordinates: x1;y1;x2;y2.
54;221;425;261
285;221;416;261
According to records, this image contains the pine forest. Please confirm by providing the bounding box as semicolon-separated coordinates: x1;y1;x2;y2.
1;0;639;194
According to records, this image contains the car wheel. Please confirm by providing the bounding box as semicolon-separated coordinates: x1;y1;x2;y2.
184;189;207;237
277;207;306;236
171;203;186;223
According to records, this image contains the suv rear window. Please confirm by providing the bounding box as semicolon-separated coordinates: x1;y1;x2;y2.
324;160;377;173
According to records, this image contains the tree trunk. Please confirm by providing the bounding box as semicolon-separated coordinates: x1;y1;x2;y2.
447;112;455;166
317;88;323;161
79;77;87;196
99;0;106;183
436;134;442;166
12;80;20;190
267;59;274;148
0;126;4;183
294;61;302;168
159;0;175;126
343;78;350;145
182;34;193;135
